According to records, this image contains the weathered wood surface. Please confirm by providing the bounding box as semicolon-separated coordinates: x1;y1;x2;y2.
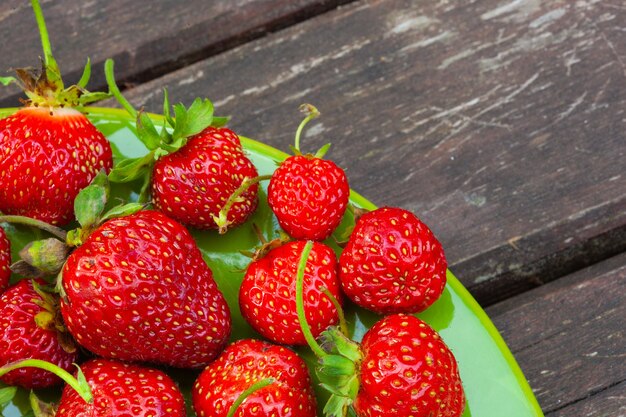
0;0;353;106
110;0;626;305
487;252;626;415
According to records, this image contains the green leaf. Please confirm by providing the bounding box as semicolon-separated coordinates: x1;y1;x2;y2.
137;112;162;150
184;97;214;135
74;184;107;228
0;386;17;406
29;390;56;417
73;364;93;403
78;91;111;106
319;354;356;376
77;58;91;88
315;143;332;159
171;98;214;141
44;53;64;91
90;169;110;189
73;171;110;228
171;103;189;141
108;152;155;183
0;76;16;86
19;238;69;275
162;88;175;128
100;203;144;222
211;116;230;128
158;136;186;154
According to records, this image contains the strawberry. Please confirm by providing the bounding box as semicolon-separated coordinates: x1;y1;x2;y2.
105;60;258;231
0;227;10;292
56;358;186;417
152;126;259;230
353;314;465;417
294;241;464;417
267;105;349;241
59;209;232;368
0;0;113;226
0;279;78;389
192;339;317;417
339;206;447;314
239;240;341;345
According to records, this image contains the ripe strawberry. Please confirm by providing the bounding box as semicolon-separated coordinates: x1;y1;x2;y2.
56;358;186;417
0;227;10;292
353;314;465;417
239;240;341;345
0;1;113;226
0;279;78;389
192;339;317;417
105;60;258;231
339;206;447;314
59;209;231;368
267;105;349;241
152;127;259;230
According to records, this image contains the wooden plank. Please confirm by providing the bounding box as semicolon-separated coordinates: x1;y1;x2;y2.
546;381;626;417
487;253;626;414
0;0;353;106
111;0;626;305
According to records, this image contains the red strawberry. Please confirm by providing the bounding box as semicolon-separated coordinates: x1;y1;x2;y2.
105;60;258;231
56;358;186;417
268;155;349;241
0;108;112;225
339;207;447;314
192;339;317;417
0;227;10;292
0;1;113;226
267;104;349;241
353;314;465;417
0;279;78;389
152;127;259;230
59;210;231;368
239;240;341;345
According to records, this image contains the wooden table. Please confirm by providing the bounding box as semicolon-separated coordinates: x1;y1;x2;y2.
1;0;625;415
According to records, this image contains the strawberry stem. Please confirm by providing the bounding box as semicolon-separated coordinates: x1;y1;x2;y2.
214;175;271;234
104;59;138;118
294;104;320;153
30;0;53;66
0;215;67;241
0;359;93;404
226;378;275;417
296;241;327;358
320;287;348;336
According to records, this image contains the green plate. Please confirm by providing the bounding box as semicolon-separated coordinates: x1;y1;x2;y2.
0;107;544;417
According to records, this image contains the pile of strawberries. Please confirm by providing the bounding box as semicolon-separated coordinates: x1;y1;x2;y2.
0;2;465;417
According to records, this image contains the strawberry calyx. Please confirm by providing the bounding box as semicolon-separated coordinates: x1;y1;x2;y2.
30;280;77;355
0;359;93;404
0;386;18;409
12;238;69;277
295;241;362;417
105;59;228;203
1;0;108;110
225;377;276;417
30;390;57;417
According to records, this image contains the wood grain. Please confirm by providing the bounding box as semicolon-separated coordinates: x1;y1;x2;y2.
487;253;626;414
546;381;626;417
108;0;626;304
0;0;353;106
